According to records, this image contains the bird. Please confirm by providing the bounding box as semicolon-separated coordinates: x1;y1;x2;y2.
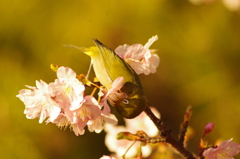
67;39;148;119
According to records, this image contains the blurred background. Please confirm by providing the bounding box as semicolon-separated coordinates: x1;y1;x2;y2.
1;0;240;158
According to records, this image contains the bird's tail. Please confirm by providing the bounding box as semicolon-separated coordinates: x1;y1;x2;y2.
64;45;98;57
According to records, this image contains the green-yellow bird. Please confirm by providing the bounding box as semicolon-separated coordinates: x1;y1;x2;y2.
68;39;147;119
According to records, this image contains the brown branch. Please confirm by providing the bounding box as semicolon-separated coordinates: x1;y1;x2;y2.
178;105;193;145
144;107;196;159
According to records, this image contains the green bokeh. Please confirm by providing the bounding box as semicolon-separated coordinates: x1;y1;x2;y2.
1;0;240;158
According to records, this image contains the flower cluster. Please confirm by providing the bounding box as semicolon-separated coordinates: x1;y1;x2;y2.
16;36;160;136
17;66;117;135
115;35;159;75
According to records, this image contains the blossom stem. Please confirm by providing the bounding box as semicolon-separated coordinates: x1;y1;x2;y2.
121;141;137;159
144;107;196;159
91;87;98;96
89;82;101;89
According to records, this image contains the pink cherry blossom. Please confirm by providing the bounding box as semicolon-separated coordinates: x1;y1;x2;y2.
48;113;87;136
203;122;214;137
100;77;126;115
115;44;146;74
49;66;85;110
17;66;119;135
52;67;103;135
17;80;61;123
142;53;160;75
104;76;125;98
203;138;240;159
142;36;160;75
63;95;100;122
115;35;159;75
87;76;122;133
49;95;102;136
88;113;118;133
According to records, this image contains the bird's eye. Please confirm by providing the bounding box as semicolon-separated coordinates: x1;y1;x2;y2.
122;99;129;104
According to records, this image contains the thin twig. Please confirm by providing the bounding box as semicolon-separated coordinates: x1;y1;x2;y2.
178;105;193;145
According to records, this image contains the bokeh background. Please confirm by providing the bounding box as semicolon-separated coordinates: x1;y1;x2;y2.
1;0;240;158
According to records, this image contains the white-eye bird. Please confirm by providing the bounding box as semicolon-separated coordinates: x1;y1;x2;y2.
68;39;147;119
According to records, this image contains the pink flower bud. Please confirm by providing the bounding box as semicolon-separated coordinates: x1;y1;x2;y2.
203;122;214;137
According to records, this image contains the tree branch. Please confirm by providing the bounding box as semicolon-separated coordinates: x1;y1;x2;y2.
144;107;196;159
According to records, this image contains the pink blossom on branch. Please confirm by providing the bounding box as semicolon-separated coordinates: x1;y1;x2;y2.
115;35;160;75
18;66;116;135
51;95;102;136
64;95;101;123
49;66;85;110
86;77;123;133
17;80;61;123
49;113;87;136
203;138;240;159
87;113;118;133
104;76;125;99
100;76;126;115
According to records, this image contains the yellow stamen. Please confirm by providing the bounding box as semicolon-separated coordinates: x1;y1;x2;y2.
56;116;71;130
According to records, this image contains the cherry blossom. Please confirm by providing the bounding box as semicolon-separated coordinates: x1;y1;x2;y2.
100;77;126;115
17;80;61;123
48;95;102;136
115;35;159;75
203;138;240;159
65;95;102;135
17;66;120;135
86;77;123;133
87;113;118;133
49;66;85;110
65;96;101;122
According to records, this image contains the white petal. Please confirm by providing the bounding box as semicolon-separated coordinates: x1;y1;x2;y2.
103;114;118;125
144;35;158;50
